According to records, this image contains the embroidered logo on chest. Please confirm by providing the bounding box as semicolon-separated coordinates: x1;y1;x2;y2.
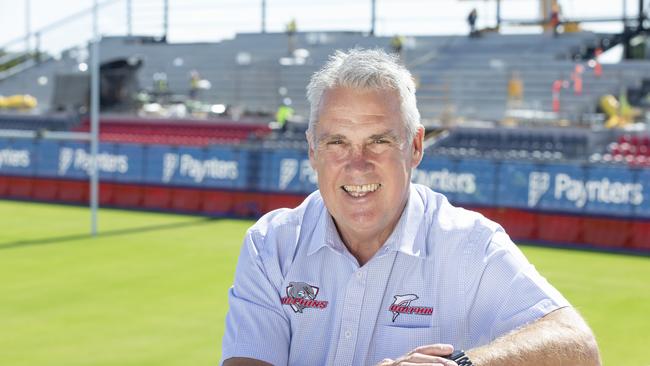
388;294;434;321
281;282;329;313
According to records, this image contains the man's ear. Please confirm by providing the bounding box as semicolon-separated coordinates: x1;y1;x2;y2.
306;131;316;168
411;126;425;168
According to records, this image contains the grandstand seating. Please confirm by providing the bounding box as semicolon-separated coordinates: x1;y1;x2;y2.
3;31;650;124
1;31;650;253
0;113;78;131
589;132;650;167
72;116;271;146
426;126;596;161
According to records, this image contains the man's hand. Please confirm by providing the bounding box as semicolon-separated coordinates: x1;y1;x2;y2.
377;344;458;366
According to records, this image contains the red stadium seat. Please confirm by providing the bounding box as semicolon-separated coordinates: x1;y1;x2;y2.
618;134;631;144
75;116;271;146
581;217;631;249
641;135;650;147
142;186;173;210
638;145;648;156
537;213;582;244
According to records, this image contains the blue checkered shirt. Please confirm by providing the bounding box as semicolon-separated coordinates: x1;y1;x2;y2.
221;184;569;365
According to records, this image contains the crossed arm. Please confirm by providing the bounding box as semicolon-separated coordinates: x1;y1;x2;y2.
379;307;601;366
223;307;601;366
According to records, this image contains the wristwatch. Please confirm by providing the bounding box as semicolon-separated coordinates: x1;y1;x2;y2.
446;350;474;366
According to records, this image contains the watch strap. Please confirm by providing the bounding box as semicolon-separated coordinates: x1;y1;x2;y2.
448;350;474;366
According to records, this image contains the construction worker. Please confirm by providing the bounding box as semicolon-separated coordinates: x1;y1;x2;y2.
275;98;294;132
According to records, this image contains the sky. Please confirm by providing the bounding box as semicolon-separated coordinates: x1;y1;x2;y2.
0;0;644;55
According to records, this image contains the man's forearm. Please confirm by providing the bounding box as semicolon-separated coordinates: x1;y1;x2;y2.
223;357;273;366
466;307;601;366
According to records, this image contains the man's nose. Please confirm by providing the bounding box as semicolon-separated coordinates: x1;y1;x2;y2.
345;144;373;171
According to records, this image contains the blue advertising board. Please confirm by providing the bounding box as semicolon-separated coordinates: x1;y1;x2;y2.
635;168;650;219
414;157;498;206
413;157;461;202
34;140;61;177
56;141;117;180
3;137;650;220
142;145;246;189
534;163;586;214
583;165;639;217
0;138;35;176
455;158;497;205
204;145;249;190
171;146;208;187
142;144;176;185
114;143;145;183
265;149;315;194
496;161;534;209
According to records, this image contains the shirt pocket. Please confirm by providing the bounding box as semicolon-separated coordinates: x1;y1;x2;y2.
370;325;441;364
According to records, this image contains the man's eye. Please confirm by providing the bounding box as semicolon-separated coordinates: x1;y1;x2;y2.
373;139;389;144
327;140;343;145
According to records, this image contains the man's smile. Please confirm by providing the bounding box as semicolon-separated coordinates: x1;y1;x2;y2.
341;183;381;198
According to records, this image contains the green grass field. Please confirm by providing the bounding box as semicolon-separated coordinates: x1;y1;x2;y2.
1;200;648;365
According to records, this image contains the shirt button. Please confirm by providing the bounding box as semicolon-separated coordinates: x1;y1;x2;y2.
344;330;352;338
356;271;363;279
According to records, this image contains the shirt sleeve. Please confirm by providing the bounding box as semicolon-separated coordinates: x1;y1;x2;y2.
221;230;290;365
465;228;570;346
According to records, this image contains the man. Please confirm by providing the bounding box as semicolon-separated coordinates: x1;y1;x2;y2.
467;8;477;37
549;4;561;37
222;49;600;366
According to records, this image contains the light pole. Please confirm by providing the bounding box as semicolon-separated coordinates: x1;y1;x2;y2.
370;0;376;36
90;0;100;236
25;0;31;54
262;0;267;33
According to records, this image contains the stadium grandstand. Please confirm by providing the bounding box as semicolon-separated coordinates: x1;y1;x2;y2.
1;0;650;252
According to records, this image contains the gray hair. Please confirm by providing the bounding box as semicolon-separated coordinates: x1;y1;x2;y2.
306;48;421;144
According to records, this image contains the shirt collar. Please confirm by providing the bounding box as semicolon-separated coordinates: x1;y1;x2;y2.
307;184;428;258
380;185;427;258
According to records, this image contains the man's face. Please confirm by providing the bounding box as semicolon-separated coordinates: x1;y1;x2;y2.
308;87;423;243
